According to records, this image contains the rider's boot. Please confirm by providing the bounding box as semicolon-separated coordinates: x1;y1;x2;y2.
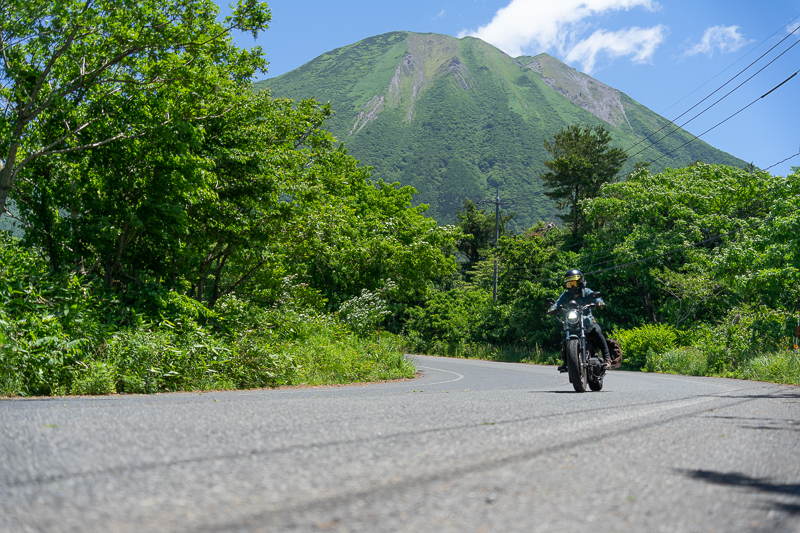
602;346;612;368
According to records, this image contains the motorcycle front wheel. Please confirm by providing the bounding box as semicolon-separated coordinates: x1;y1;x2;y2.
566;339;586;393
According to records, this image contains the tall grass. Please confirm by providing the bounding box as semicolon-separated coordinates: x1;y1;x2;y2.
645;347;800;385
0;234;415;396
1;311;415;397
740;351;800;386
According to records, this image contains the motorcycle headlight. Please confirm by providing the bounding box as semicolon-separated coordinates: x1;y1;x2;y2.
567;310;580;324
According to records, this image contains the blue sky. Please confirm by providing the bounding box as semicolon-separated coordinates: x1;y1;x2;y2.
219;0;800;177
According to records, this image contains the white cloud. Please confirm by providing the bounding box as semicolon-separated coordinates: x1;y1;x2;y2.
433;9;446;20
565;25;666;73
685;25;751;57
459;0;664;72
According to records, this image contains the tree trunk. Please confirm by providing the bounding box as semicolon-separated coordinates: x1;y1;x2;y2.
634;274;658;323
572;184;579;235
208;251;231;309
36;166;61;272
104;219;135;287
0;143;19;217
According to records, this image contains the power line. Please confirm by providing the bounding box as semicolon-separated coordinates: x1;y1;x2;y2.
764;150;800;171
650;69;800;165
660;13;800;115
626;22;800;157
627;35;800;161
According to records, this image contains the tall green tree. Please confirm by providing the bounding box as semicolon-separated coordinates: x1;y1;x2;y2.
297;179;461;310
582;163;790;325
0;0;271;217
541;125;626;235
455;198;514;268
184;92;343;307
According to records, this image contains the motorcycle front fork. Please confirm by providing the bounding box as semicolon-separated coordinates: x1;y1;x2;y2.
561;327;588;370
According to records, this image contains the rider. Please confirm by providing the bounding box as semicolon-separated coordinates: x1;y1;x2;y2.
547;269;612;370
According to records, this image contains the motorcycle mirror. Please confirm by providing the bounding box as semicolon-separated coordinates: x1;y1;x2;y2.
546;298;555;306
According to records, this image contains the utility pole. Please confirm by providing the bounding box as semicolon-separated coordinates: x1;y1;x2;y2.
478;186;509;304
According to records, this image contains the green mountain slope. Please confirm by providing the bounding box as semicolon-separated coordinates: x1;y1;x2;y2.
255;32;747;229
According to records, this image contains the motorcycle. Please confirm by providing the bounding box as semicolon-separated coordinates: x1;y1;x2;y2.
547;293;606;393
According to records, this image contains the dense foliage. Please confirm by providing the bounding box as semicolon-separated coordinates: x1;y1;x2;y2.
406;161;800;385
0;232;414;396
541;125;626;234
0;0;270;215
0;0;462;396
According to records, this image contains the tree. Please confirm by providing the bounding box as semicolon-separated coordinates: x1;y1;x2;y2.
582;163;788;324
541;125;626;235
455;198;514;268
0;0;271;217
184;92;342;308
296;179;461;311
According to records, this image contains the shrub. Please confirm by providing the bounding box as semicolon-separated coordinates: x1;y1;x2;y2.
71;361;116;395
283;320;413;385
645;346;708;376
685;307;795;374
740;352;800;385
338;280;395;336
613;323;678;370
406;289;493;352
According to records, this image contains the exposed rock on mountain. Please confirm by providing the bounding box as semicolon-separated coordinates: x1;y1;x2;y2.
519;54;632;130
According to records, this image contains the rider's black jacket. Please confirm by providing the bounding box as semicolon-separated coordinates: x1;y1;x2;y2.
547;287;605;329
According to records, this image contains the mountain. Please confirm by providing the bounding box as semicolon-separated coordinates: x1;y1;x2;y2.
255;32;747;229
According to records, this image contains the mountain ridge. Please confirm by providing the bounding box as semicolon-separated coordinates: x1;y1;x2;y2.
255;31;746;228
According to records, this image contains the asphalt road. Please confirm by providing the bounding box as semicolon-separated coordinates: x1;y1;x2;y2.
2;355;799;533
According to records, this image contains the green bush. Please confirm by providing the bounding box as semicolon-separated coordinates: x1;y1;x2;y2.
645;346;708;376
0;235;415;396
337;280;395;336
685;307;795;374
406;289;493;351
613;323;678;370
71;361;116;395
100;328;248;393
740;351;800;385
291;329;413;385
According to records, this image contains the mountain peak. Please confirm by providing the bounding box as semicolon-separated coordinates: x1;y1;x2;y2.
258;31;746;228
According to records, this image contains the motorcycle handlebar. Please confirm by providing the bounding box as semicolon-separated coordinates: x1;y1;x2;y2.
550;302;599;313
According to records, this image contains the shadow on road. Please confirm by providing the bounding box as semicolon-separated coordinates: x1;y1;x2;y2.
527;390;582;394
678;469;800;515
713;391;800;400
701;414;800;432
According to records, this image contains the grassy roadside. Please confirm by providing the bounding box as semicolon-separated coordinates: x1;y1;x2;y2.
1;317;416;397
413;341;800;386
1;311;416;397
0;234;415;397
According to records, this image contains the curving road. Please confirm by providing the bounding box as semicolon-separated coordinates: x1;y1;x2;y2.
1;355;799;532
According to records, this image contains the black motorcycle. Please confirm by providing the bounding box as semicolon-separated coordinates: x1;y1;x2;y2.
548;293;606;393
